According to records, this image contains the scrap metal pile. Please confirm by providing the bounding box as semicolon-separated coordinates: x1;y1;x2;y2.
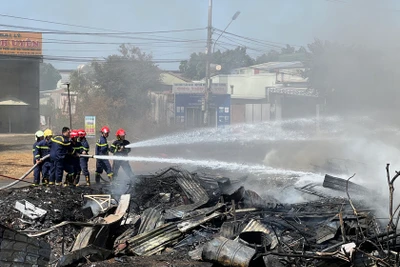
1;165;400;266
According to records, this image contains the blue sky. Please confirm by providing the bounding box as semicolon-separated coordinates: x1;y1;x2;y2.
1;0;399;70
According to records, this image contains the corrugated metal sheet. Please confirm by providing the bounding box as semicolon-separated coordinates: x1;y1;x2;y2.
123;223;182;256
137;207;164;235
178;212;222;233
243;190;279;210
182;203;225;220
167;170;209;215
177;170;209;204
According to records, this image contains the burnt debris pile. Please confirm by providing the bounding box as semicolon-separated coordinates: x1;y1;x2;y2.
0;186;104;259
1;166;400;267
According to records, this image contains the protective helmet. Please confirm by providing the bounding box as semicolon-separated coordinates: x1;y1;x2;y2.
70;130;79;139
43;129;53;137
77;129;86;138
101;126;110;134
35;130;44;139
116;128;126;136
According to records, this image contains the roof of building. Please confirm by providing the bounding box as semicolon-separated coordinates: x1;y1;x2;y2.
234;61;304;72
268;87;318;97
162;71;191;83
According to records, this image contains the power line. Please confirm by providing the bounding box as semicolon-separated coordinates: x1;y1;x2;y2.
0;13;124;32
0;23;206;36
213;28;303;48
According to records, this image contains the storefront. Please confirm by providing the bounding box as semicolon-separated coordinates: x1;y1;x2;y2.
0;31;42;133
173;83;230;128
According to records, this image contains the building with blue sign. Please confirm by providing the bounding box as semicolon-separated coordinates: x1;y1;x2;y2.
172;83;230;128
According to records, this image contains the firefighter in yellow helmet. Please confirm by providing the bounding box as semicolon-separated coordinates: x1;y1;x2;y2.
33;129;53;185
32;130;44;186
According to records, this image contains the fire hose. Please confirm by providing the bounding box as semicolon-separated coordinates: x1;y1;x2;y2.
80;154;135;192
0;174;32;184
0;154;122;190
79;154;112;183
0;154;50;190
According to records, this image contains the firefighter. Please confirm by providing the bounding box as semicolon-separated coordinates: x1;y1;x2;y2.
67;130;82;186
110;128;134;180
49;127;73;186
33;129;53;185
32;130;44;186
95;126;113;183
78;129;91;186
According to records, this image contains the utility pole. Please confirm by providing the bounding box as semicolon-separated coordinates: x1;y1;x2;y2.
66;82;72;129
203;0;213;126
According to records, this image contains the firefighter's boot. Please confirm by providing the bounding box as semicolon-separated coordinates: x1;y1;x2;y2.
85;175;91;186
95;173;101;184
108;173;113;183
42;178;49;186
74;174;80;187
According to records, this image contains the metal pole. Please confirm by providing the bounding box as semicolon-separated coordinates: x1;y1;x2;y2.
203;0;213;126
212;11;240;54
66;83;72;129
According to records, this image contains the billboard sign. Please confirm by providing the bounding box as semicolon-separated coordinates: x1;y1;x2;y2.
0;31;42;56
172;83;227;94
84;116;96;137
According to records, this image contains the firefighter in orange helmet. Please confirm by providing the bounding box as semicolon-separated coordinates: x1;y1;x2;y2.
110;128;134;179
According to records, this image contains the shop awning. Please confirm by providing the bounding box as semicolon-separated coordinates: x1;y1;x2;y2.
0;96;29;106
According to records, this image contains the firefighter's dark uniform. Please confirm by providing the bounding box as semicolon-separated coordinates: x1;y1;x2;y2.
49;135;73;185
110;139;134;179
95;135;113;183
32;141;42;185
34;139;51;185
79;137;90;184
68;139;82;185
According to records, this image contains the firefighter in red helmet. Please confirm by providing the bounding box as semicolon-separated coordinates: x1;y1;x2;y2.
95;126;113;183
110;128;134;179
78;129;91;186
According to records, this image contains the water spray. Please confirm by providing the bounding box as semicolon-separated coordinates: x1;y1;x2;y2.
125;116;353;149
87;154;315;177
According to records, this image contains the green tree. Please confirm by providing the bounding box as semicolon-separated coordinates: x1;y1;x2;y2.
70;45;161;131
255;50;280;64
179;47;255;80
40;63;61;91
256;45;307;64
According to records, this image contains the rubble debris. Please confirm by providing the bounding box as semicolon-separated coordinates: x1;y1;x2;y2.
242;190;280;210
0;186;104;258
3;165;400;266
83;194;113;216
236;219;278;251
323;174;372;195
220;221;246;239
59;245;112;267
202;236;256;267
0;224;51;266
116;222;182;256
15;199;47;220
137;207;163;234
173;170;210;212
